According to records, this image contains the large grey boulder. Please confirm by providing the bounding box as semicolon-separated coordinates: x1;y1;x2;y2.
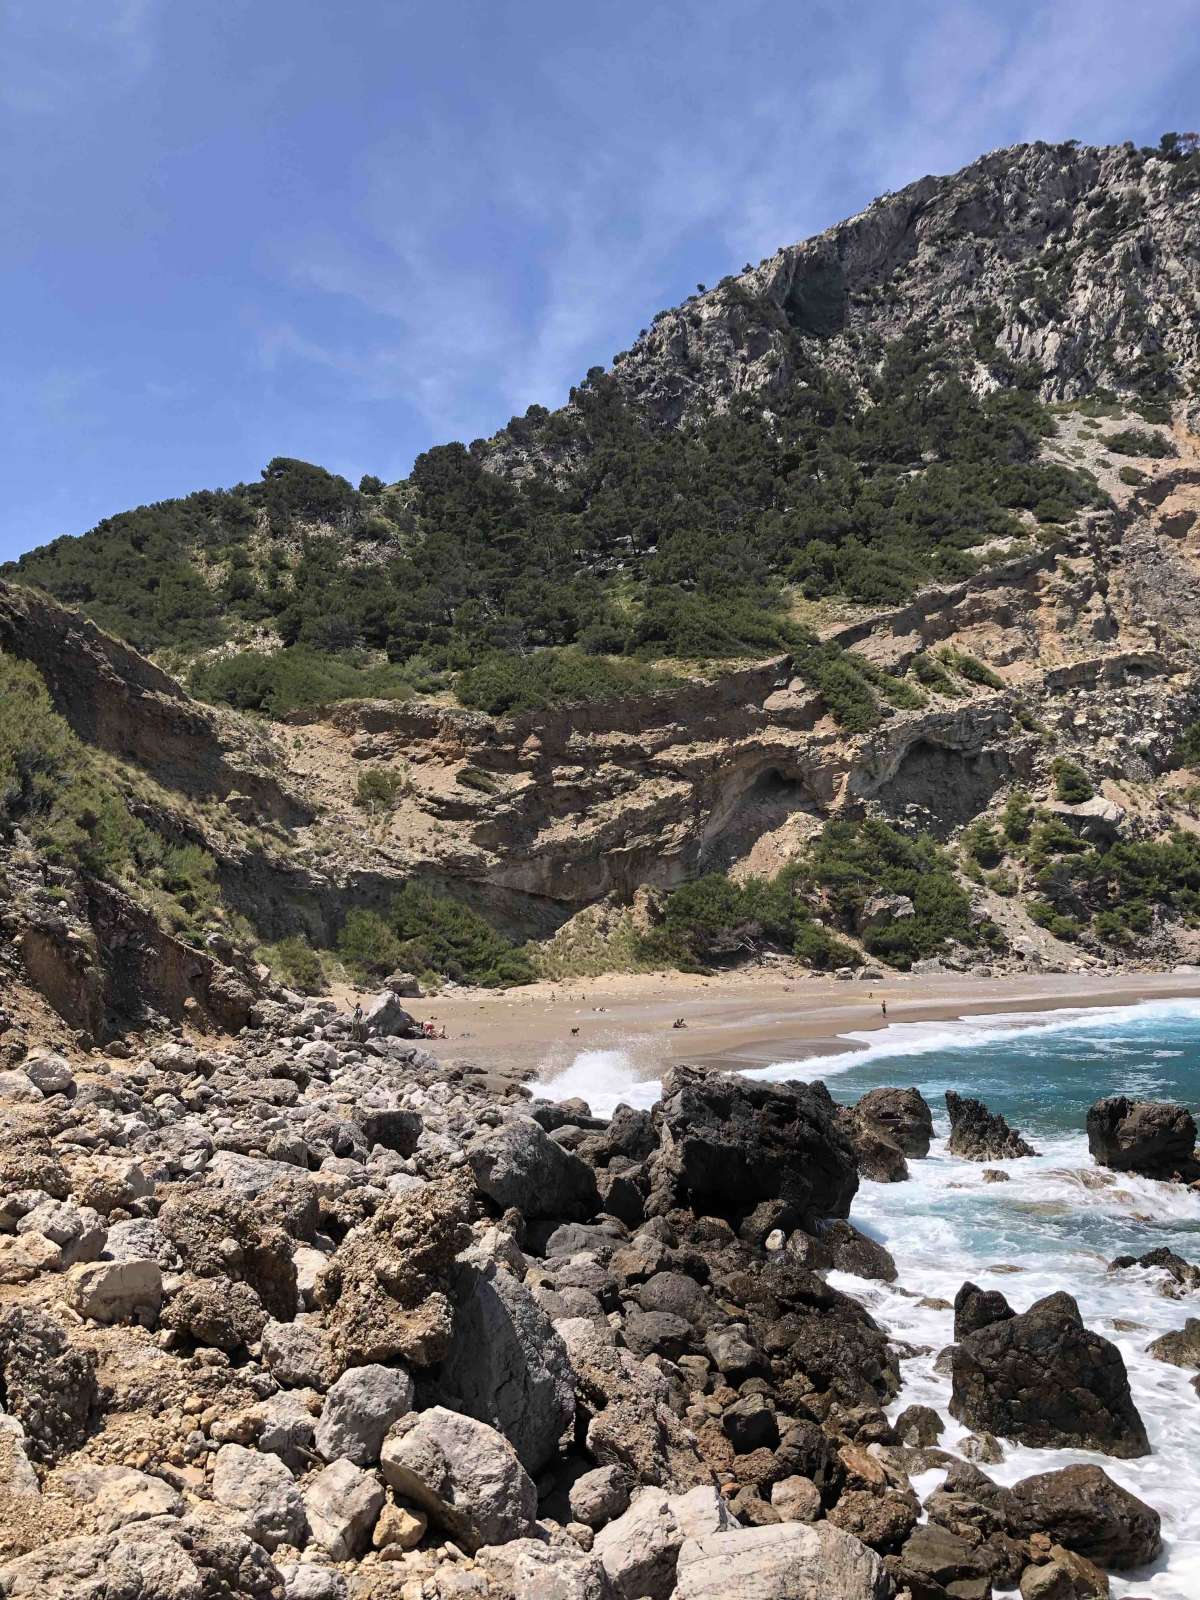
314;1362;413;1465
66;1259;162;1325
303;1458;384;1561
592;1484;736;1600
468;1118;598;1221
476;1538;614;1599
211;1443;307;1551
379;1405;537;1553
438;1261;575;1472
673;1520;888;1599
56;1464;183;1531
361;991;421;1038
16;1200;105;1266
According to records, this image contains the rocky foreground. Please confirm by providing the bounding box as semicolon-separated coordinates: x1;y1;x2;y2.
0;991;1192;1599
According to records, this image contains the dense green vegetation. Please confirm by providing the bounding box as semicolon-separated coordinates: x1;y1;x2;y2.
336;885;534;988
645;818;986;972
5;334;1102;726
0;651;221;938
189;647;419;717
1103;428;1175;459
1052;758;1094;803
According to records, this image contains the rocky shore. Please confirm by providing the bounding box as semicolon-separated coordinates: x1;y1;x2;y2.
0;986;1192;1599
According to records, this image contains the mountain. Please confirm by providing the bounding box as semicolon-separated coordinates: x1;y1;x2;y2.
2;134;1200;1028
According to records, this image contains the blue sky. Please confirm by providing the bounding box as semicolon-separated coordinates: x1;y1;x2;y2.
3;0;1198;561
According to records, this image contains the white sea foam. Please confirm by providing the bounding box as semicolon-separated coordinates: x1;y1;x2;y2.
532;996;1200;1597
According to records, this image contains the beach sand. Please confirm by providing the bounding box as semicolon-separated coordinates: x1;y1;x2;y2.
394;965;1200;1089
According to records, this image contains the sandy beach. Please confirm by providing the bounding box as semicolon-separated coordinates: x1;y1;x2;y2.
386;965;1200;1090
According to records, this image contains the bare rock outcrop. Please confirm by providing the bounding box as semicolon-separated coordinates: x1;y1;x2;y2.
946;1090;1036;1161
1086;1095;1199;1179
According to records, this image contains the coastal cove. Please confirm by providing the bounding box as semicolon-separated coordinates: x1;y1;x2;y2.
533;994;1200;1599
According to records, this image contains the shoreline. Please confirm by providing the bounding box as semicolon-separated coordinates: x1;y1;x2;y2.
407;965;1200;1091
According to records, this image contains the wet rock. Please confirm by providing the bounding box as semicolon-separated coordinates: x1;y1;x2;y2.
890;1521;994;1600
1008;1464;1162;1569
379;1405;537;1553
1019;1546;1109;1599
211;1442;307;1551
592;1484;736;1600
819;1220;898;1282
954;1281;1015;1339
1108;1246;1200;1296
1146;1315;1200;1368
945;1091;1035;1160
950;1291;1150;1458
647;1067;858;1230
674;1520;889;1599
855;1087;934;1158
438;1260;575;1473
314;1362;414;1465
894;1404;943;1447
304;1458;385;1560
1086;1095;1198;1179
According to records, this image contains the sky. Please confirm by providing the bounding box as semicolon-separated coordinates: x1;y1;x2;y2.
2;0;1198;561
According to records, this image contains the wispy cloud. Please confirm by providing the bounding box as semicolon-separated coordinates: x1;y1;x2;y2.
1;0;156;115
259;0;1196;449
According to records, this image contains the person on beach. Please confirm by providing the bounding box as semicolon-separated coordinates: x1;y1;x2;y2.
881;1000;887;1018
351;1003;366;1043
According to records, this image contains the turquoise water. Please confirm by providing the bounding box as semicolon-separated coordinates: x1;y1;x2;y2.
537;997;1200;1599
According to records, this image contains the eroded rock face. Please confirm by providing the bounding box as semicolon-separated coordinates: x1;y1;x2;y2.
647;1067;858;1229
950;1291;1150;1458
1086;1096;1199;1179
945;1091;1036;1161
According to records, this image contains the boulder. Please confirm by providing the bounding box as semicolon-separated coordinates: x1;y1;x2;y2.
819;1220;897;1282
360;991;421;1038
476;1537;613;1600
438;1260;575;1472
674;1520;889;1599
950;1291;1149;1458
211;1442;307;1551
379;1406;537;1553
1019;1546;1109;1599
890;1522;995;1600
953;1281;1015;1340
468;1119;599;1221
0;1305;97;1462
56;1464;183;1531
263;1316;339;1391
1086;1096;1199;1179
1008;1464;1162;1569
303;1458;384;1561
592;1484;737;1600
16;1199;105;1266
646;1066;858;1230
945;1091;1035;1160
894;1404;943;1447
569;1464;631;1529
1108;1246;1200;1296
855;1087;933;1157
65;1258;162;1325
1146;1316;1200;1368
314;1362;414;1465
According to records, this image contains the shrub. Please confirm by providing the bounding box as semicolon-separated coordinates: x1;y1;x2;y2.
940;648;1004;690
268;935;327;993
1002;788;1033;843
912;653;963;697
337;909;404;977
1118;465;1147;486
1052;758;1094;803
456;651;679;717
1103;429;1175;459
962;819;1004;868
191;649;416;717
1174;721;1200;769
337;886;534;988
354;768;406;811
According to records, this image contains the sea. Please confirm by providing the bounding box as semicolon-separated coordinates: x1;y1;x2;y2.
532;997;1200;1599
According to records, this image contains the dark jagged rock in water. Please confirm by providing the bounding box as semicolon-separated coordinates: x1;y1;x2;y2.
945;1090;1036;1160
836;1106;909;1183
818;1220;898;1283
953;1281;1015;1340
1086;1095;1200;1180
647;1066;858;1230
1109;1245;1200;1296
855;1087;934;1158
1008;1464;1162;1569
1146;1316;1200;1370
949;1290;1150;1458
